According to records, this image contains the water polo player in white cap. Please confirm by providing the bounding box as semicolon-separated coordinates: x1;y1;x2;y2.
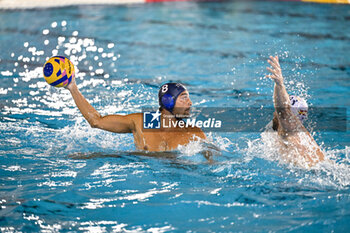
266;55;325;168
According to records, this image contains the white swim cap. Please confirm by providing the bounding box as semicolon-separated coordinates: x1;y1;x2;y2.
289;95;308;122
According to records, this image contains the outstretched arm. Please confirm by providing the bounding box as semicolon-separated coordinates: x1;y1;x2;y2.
265;56;303;135
266;56;325;166
66;75;135;133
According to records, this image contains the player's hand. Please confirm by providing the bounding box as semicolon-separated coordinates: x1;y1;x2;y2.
65;73;77;91
265;56;284;85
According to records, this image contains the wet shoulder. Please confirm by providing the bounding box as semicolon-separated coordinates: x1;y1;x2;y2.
187;126;206;139
126;113;143;129
128;112;142;120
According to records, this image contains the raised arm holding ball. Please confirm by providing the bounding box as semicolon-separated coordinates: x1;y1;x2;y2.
43;56;206;152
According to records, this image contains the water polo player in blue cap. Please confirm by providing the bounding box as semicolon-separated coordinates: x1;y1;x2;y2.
65;78;206;151
266;55;325;168
158;82;191;117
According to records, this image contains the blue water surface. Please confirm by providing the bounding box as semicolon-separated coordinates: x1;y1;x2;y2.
0;1;350;232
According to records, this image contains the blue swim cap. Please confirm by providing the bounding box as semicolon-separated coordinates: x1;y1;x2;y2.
158;83;187;112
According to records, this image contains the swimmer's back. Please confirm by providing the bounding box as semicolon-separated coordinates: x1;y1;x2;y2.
277;126;325;168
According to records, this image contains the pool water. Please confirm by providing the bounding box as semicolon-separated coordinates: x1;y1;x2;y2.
1;1;350;232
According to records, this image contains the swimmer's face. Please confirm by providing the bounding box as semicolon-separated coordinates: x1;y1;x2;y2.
173;91;192;117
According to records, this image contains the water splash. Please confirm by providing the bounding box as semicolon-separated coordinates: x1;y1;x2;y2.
246;128;350;189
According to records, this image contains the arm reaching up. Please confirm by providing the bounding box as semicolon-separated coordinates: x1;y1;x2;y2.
65;75;136;133
265;56;303;135
265;55;325;167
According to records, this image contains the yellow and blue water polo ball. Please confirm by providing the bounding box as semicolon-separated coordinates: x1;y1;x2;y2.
43;56;75;88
